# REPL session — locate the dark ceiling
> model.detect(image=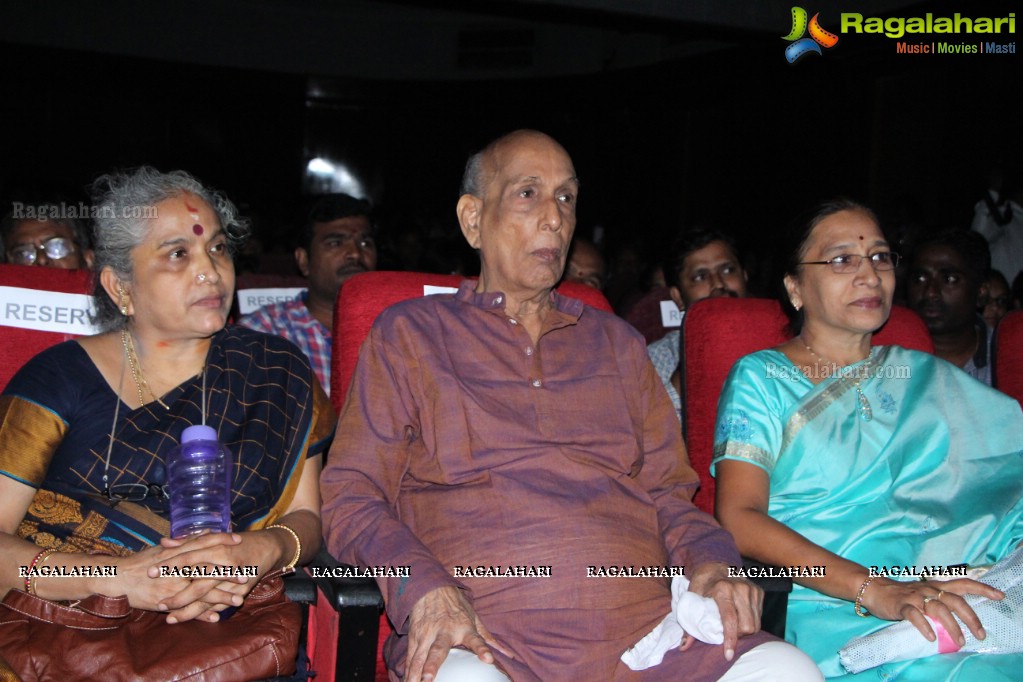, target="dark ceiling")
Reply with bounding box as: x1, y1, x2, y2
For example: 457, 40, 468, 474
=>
2, 0, 1019, 283
2, 0, 924, 80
